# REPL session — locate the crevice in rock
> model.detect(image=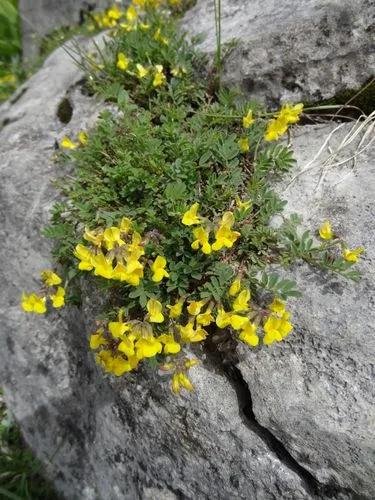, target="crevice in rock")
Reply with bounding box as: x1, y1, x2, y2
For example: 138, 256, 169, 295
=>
223, 363, 360, 500
224, 364, 321, 498
9, 86, 27, 105
56, 97, 73, 124
0, 115, 20, 132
